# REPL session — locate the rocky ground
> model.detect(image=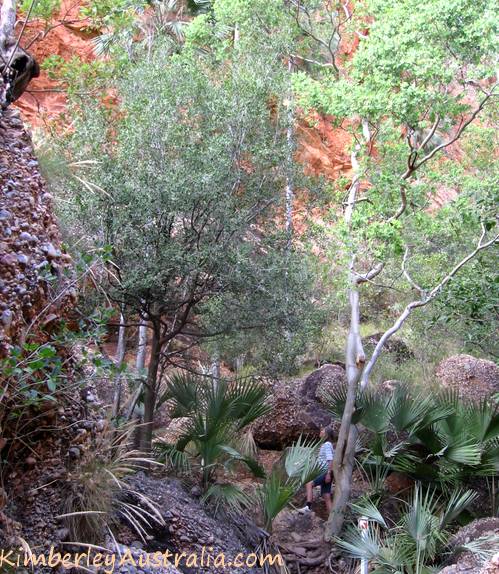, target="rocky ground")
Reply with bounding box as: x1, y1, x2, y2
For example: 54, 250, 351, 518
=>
118, 473, 265, 574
